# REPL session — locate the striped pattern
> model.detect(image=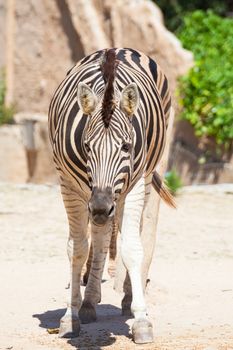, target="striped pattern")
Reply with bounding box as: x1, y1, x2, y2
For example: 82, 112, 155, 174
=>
49, 48, 172, 199
48, 48, 173, 339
